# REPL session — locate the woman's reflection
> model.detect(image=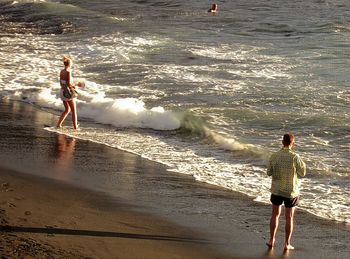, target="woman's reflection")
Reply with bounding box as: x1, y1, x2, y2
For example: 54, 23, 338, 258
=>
53, 134, 76, 180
